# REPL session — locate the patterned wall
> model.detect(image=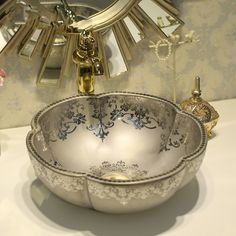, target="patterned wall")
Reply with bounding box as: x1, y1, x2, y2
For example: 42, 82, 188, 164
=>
0, 0, 236, 129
